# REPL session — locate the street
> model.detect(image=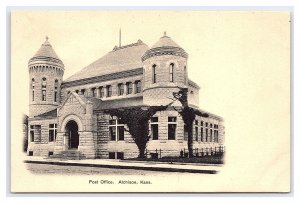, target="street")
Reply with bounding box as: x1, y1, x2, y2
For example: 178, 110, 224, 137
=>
25, 163, 197, 176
